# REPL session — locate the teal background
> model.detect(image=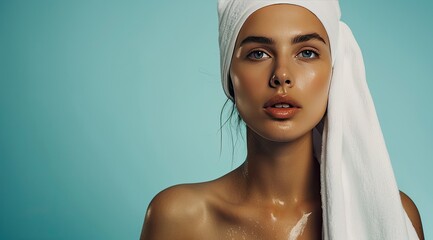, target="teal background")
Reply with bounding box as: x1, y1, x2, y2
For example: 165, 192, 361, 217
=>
0, 0, 431, 239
